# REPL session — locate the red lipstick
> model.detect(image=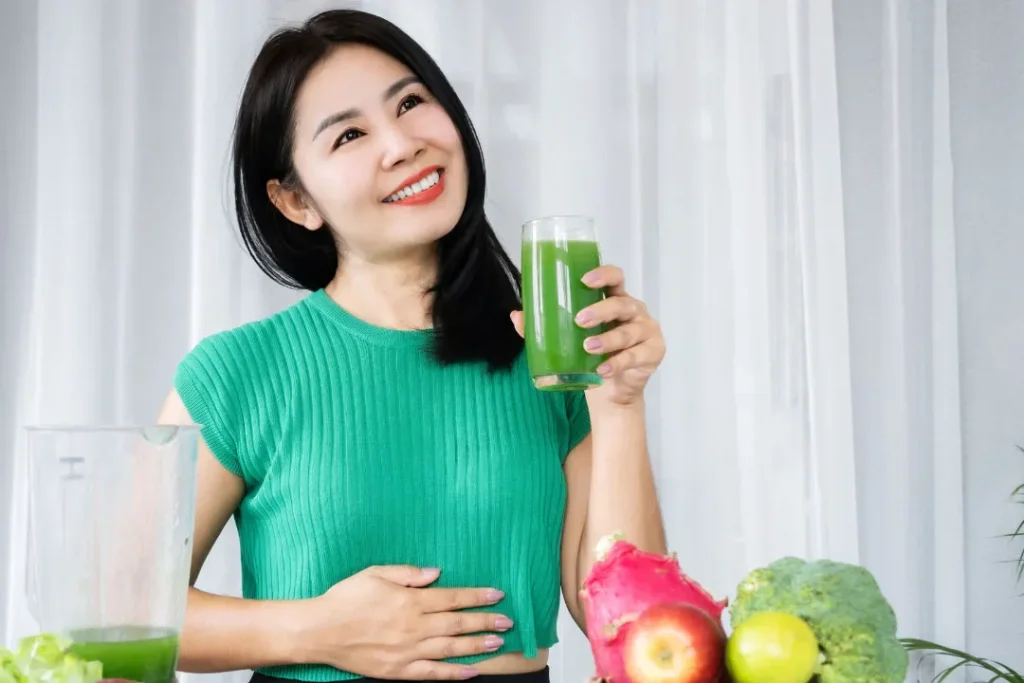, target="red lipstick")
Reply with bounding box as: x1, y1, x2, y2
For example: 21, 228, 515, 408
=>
383, 165, 445, 206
